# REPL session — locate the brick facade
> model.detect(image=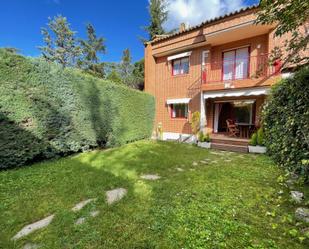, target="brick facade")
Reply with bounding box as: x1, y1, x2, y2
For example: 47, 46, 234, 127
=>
144, 6, 307, 137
